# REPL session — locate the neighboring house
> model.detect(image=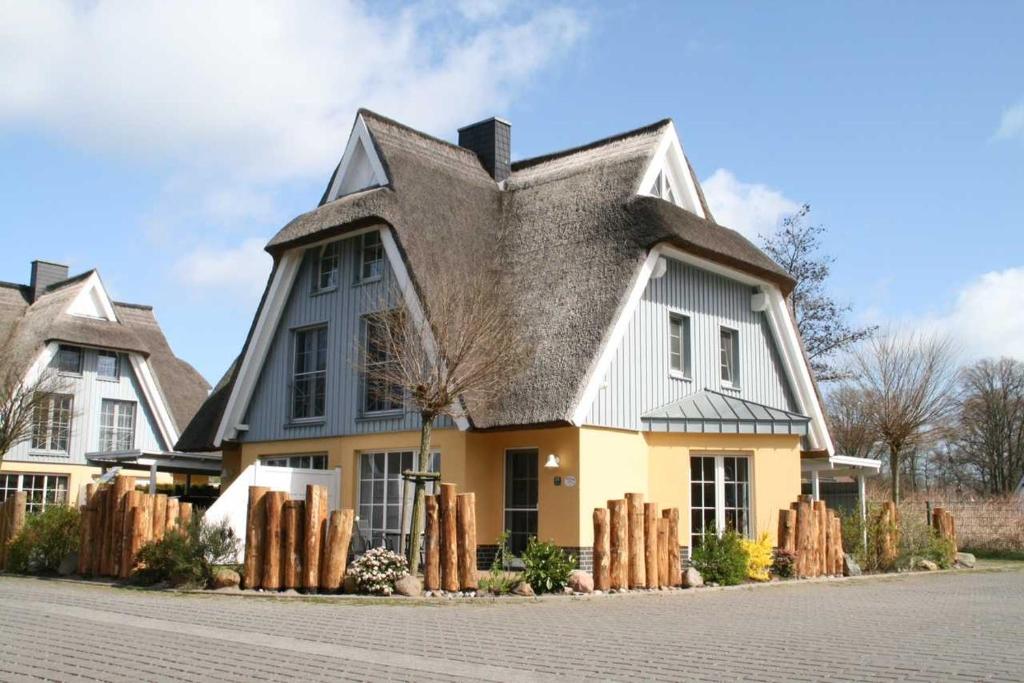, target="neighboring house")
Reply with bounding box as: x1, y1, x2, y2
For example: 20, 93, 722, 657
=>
179, 110, 838, 565
0, 260, 211, 509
